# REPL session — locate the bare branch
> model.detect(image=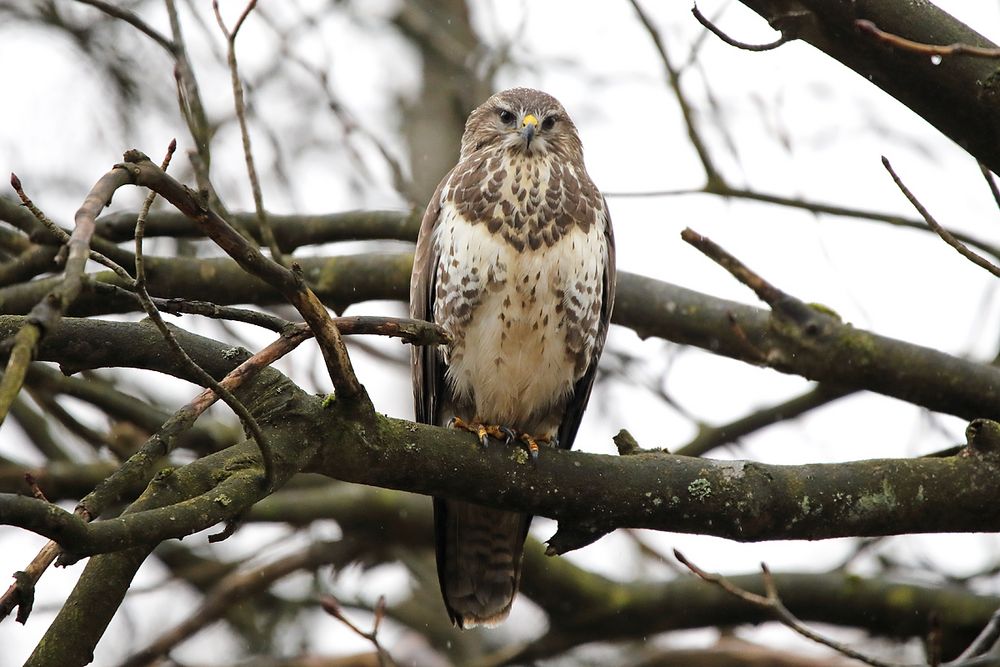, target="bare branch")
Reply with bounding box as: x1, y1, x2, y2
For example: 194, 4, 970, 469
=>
213, 0, 285, 265
321, 595, 398, 667
165, 0, 215, 191
10, 174, 134, 284
0, 323, 313, 623
131, 140, 276, 488
119, 540, 364, 667
950, 609, 1000, 664
676, 550, 907, 667
73, 0, 176, 54
676, 383, 854, 457
604, 184, 1000, 262
692, 4, 788, 51
856, 19, 1000, 60
882, 156, 1000, 279
116, 150, 369, 407
681, 227, 796, 309
0, 166, 131, 426
980, 165, 1000, 212
628, 0, 723, 188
